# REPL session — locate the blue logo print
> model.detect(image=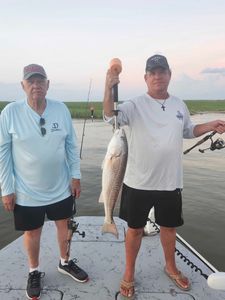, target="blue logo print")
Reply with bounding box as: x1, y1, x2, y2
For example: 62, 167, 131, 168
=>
51, 123, 61, 132
176, 110, 183, 120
